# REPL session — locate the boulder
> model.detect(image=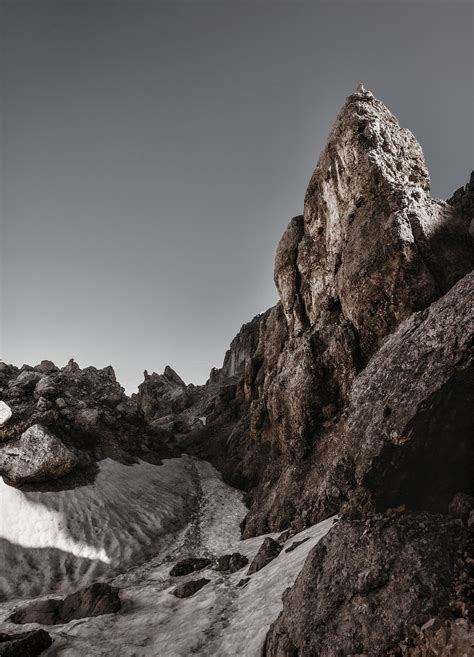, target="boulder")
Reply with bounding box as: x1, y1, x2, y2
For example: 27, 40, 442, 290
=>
169, 557, 212, 577
0, 629, 52, 657
171, 578, 210, 598
247, 537, 282, 574
265, 513, 470, 657
0, 424, 79, 486
8, 371, 42, 392
9, 582, 121, 625
33, 376, 57, 400
215, 553, 249, 573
